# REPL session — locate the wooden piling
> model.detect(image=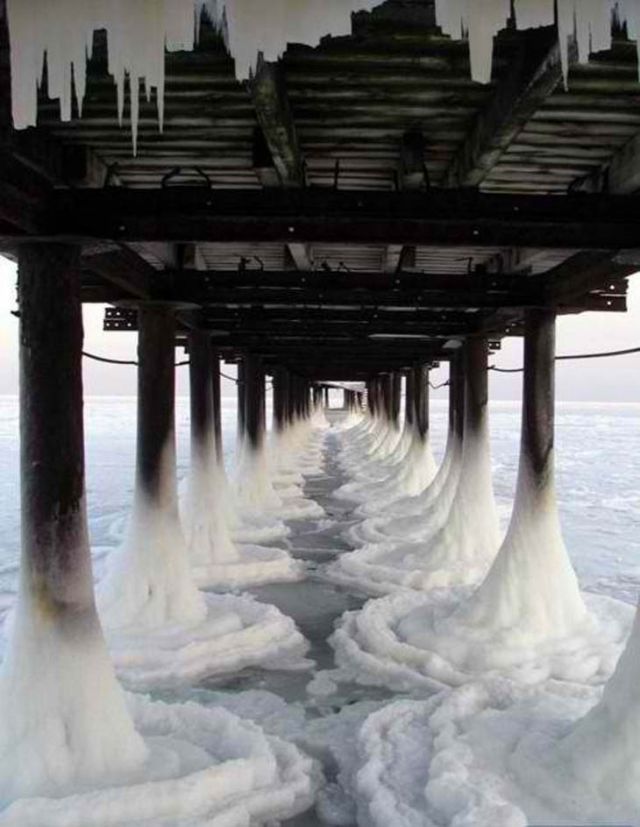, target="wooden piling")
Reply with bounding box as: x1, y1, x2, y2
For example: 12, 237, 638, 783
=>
243, 353, 265, 450
522, 309, 556, 488
136, 308, 178, 510
18, 244, 94, 612
413, 364, 430, 441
